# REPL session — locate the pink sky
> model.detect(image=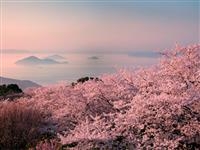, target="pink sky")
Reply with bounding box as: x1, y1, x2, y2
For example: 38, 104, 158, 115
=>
1, 1, 199, 53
